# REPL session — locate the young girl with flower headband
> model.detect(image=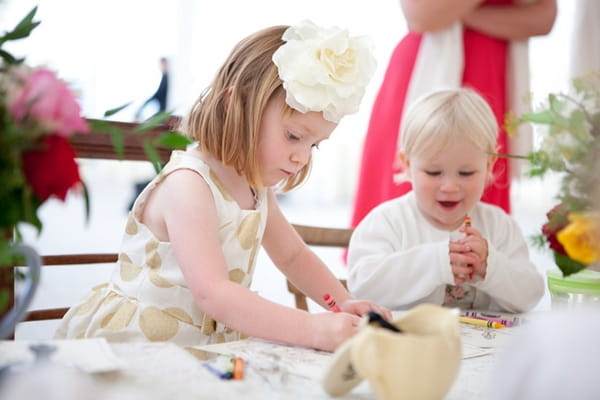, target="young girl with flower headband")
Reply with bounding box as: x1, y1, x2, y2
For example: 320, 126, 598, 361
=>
347, 88, 545, 313
55, 21, 390, 352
